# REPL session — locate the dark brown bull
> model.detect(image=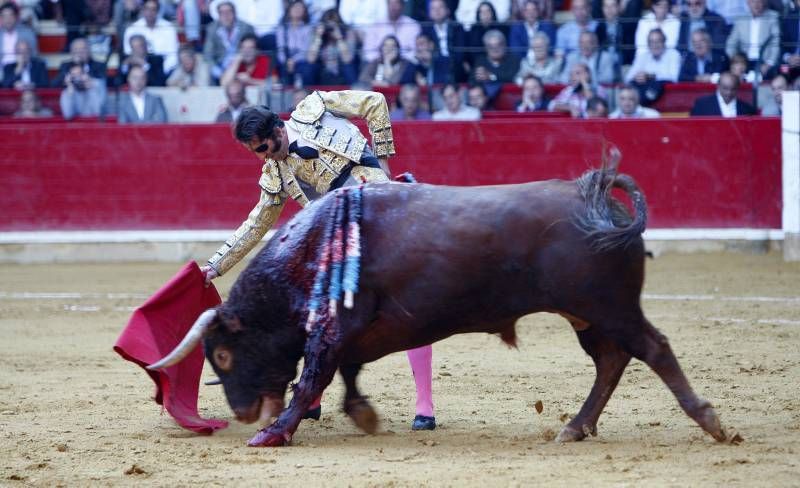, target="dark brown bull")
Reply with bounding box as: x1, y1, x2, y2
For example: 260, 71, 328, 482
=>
149, 152, 727, 447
